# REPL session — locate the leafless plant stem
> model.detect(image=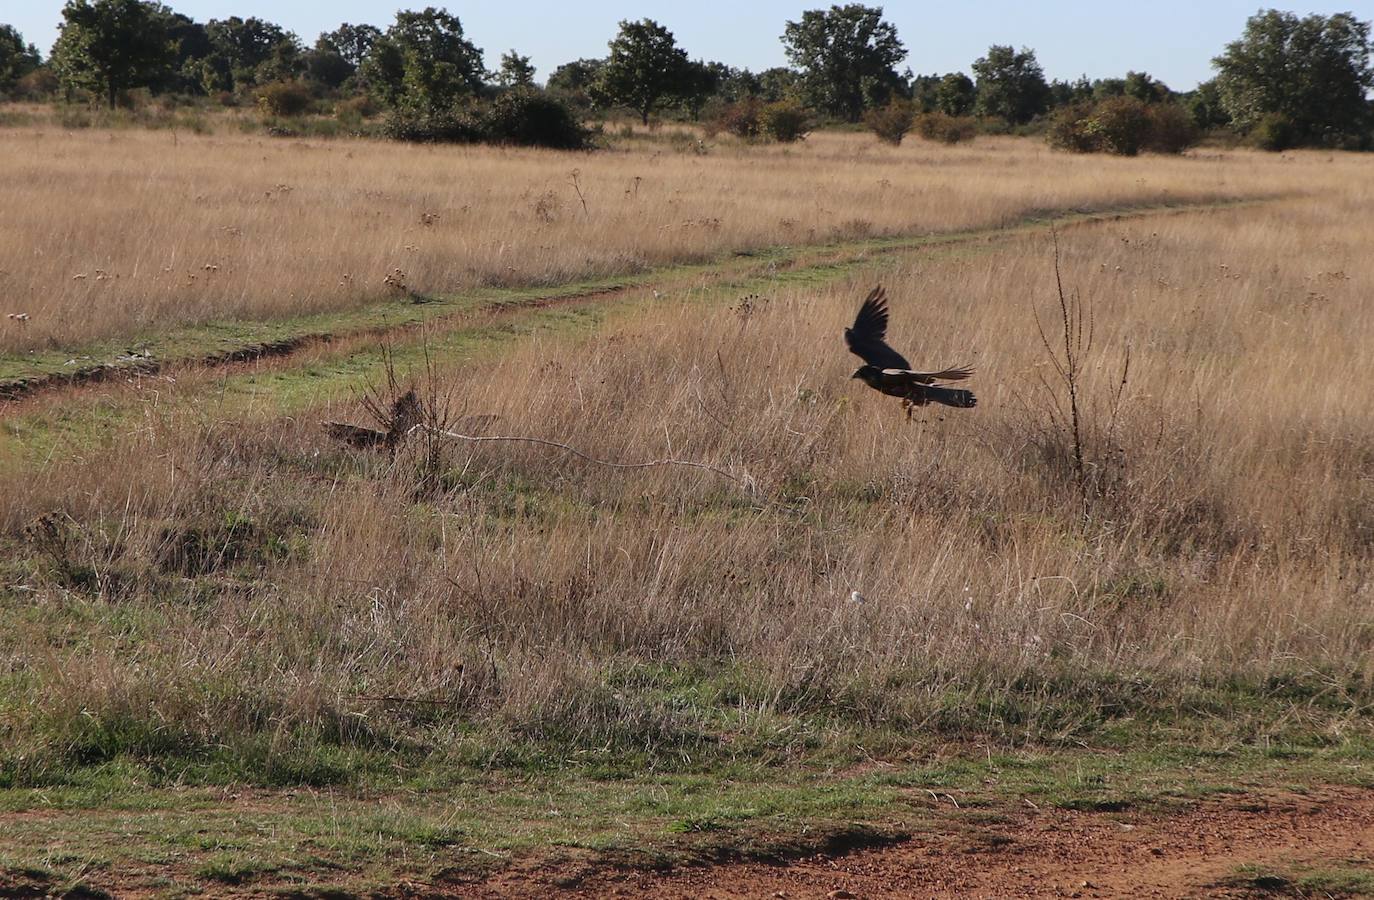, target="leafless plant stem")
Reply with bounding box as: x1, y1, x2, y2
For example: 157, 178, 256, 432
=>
568, 168, 589, 216
1034, 227, 1093, 519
